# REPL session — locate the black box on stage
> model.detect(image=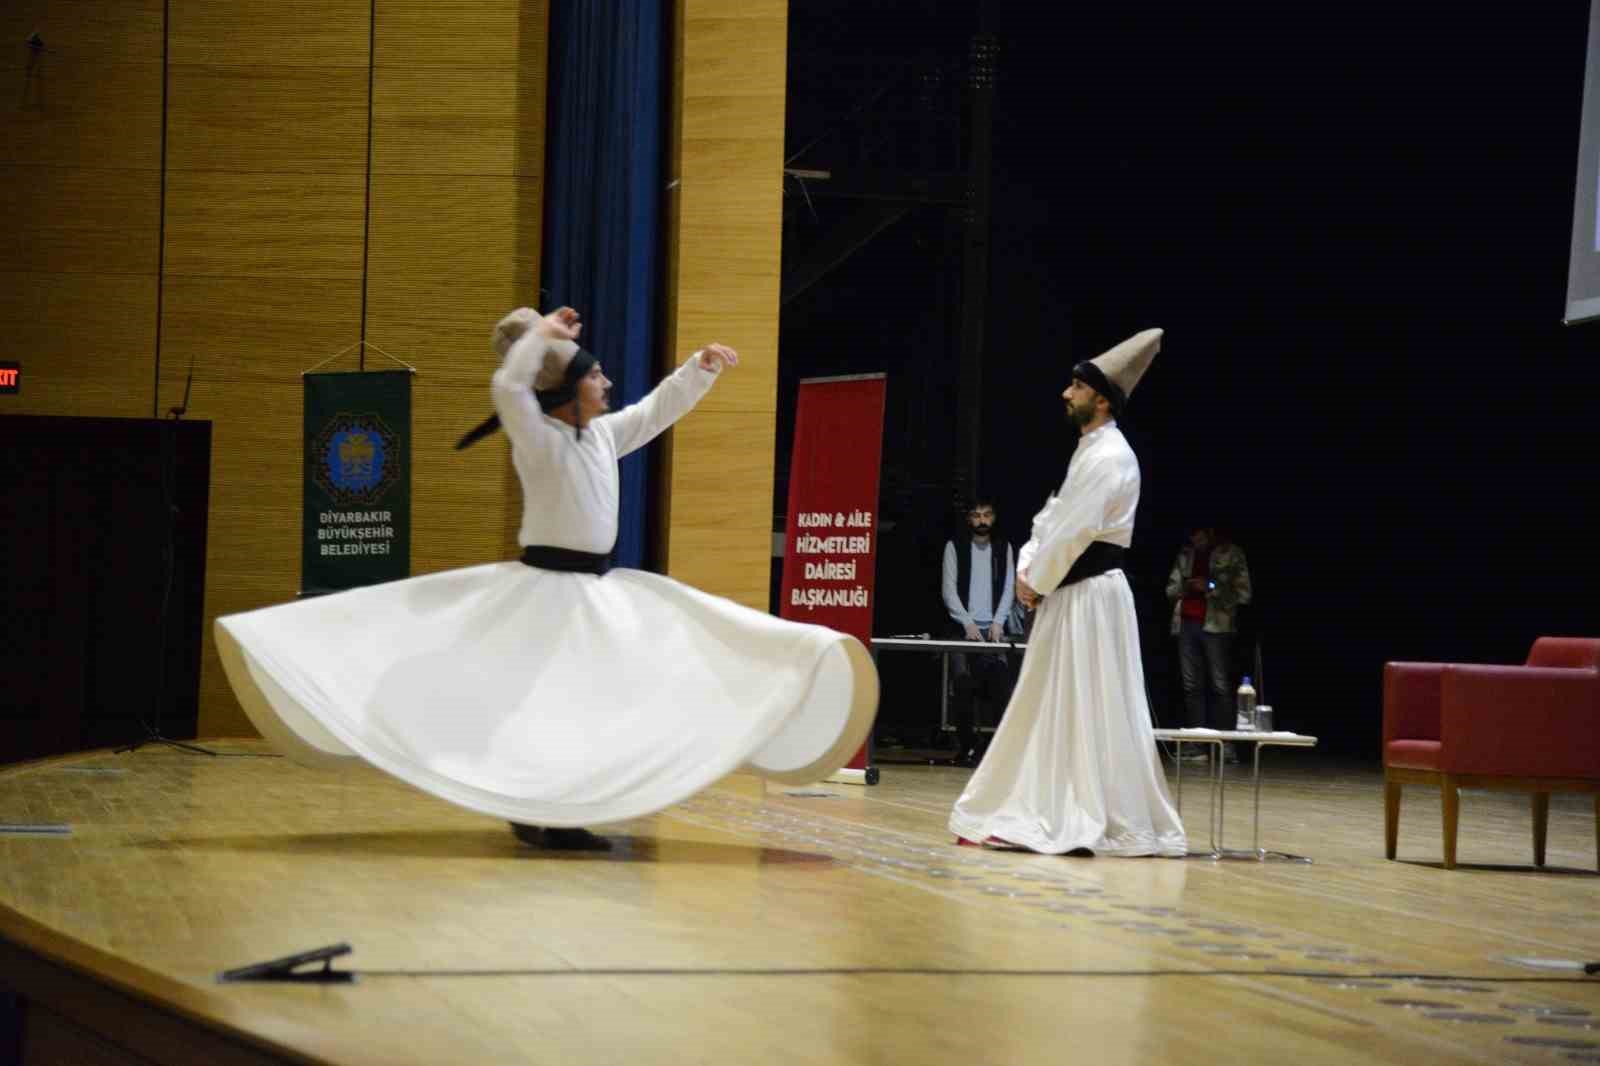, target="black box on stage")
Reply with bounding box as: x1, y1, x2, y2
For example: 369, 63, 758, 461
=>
1, 415, 211, 765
